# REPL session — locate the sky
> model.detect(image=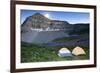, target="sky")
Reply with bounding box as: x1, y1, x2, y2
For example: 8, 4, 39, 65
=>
21, 9, 90, 24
